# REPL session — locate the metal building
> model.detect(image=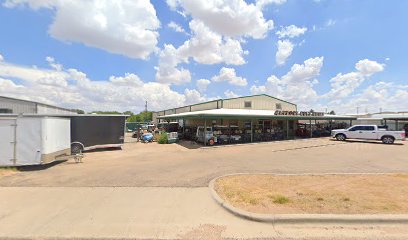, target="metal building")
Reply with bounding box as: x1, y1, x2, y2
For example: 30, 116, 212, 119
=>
0, 96, 76, 114
152, 94, 297, 123
153, 94, 356, 145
